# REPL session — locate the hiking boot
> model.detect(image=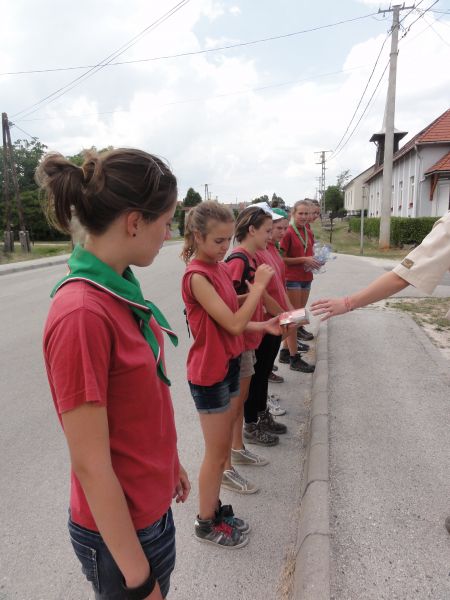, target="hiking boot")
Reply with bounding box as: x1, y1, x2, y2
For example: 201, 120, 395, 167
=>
258, 408, 287, 435
297, 341, 310, 353
297, 326, 314, 341
221, 467, 259, 494
243, 422, 279, 446
290, 354, 315, 373
217, 501, 251, 534
279, 348, 290, 364
268, 371, 284, 383
231, 445, 269, 466
445, 516, 450, 534
267, 394, 286, 416
194, 515, 248, 548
